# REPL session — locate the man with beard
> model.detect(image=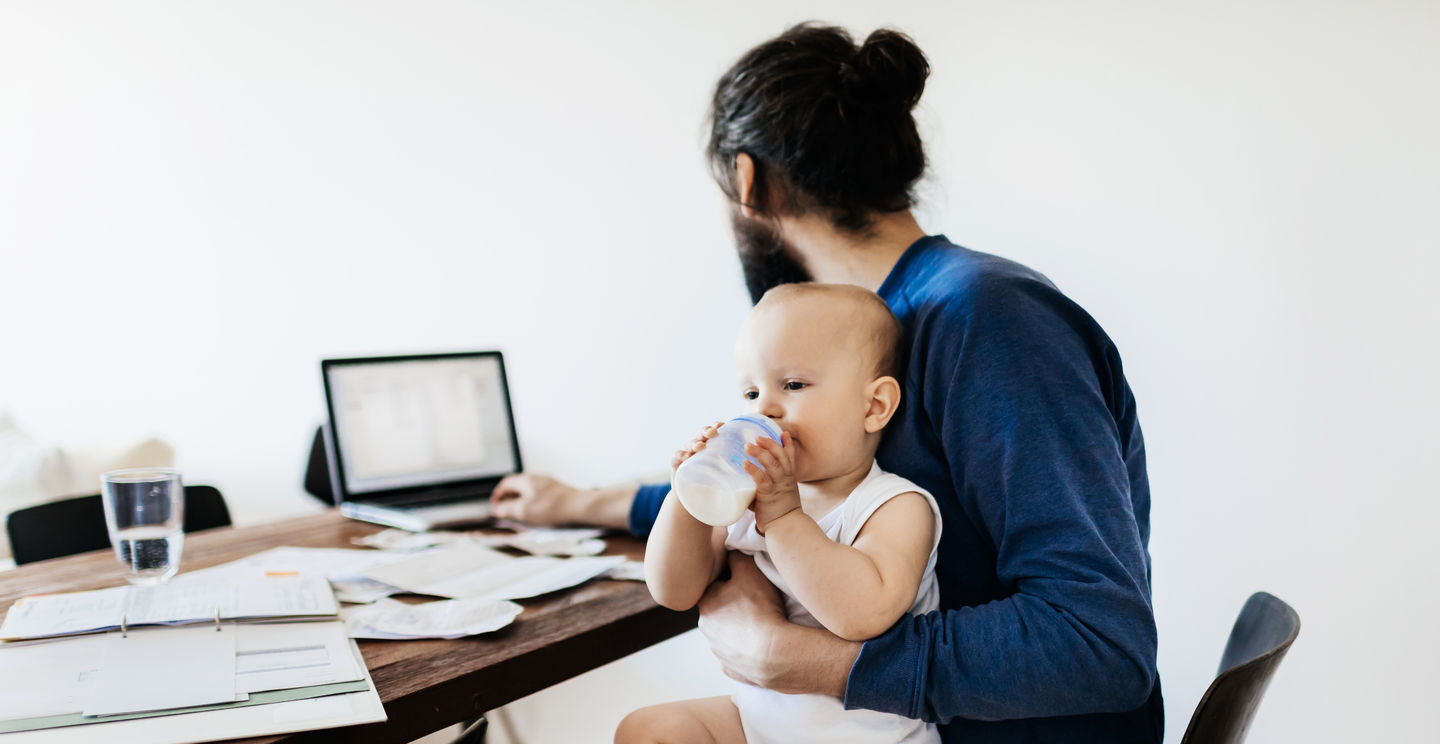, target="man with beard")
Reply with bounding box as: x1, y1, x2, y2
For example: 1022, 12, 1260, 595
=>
492, 23, 1162, 744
